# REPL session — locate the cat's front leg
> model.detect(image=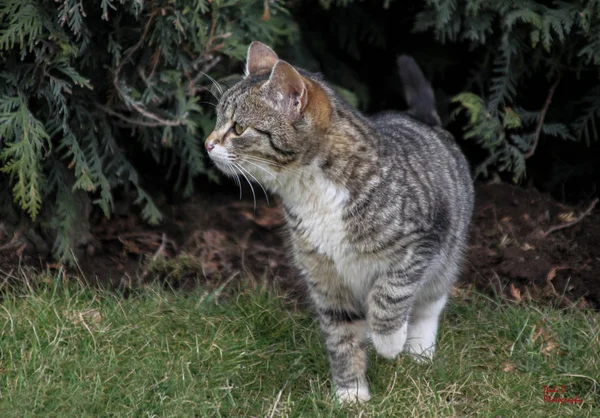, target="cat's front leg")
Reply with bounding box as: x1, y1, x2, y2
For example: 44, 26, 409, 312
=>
316, 306, 370, 403
298, 252, 370, 403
